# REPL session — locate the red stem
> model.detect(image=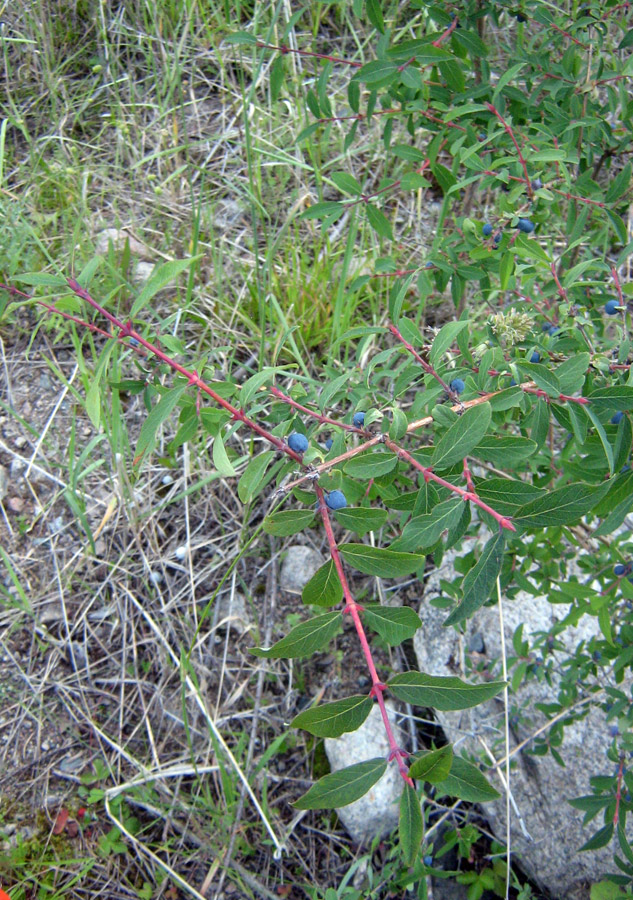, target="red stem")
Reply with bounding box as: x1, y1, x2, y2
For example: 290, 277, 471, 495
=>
388, 321, 458, 398
255, 41, 362, 68
317, 485, 412, 784
485, 103, 533, 200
